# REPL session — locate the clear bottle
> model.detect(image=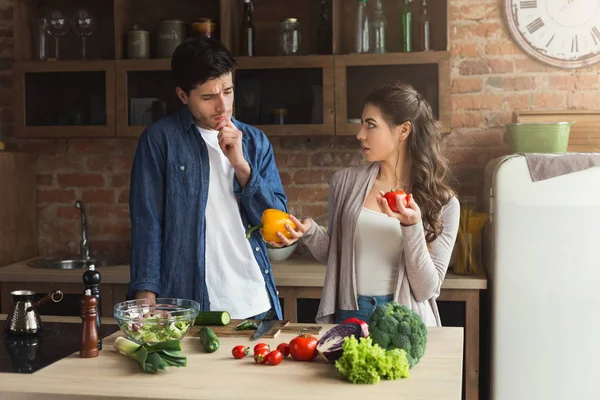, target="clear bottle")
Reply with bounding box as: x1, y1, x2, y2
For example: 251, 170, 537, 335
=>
354, 0, 370, 53
241, 0, 255, 56
371, 0, 387, 53
418, 0, 431, 51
